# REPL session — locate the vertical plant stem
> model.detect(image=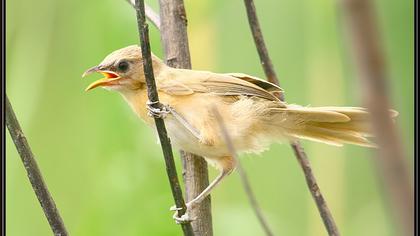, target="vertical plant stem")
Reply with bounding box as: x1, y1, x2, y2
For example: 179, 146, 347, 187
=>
132, 1, 194, 235
243, 0, 340, 235
6, 95, 68, 236
340, 0, 413, 235
158, 1, 213, 235
290, 141, 339, 235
